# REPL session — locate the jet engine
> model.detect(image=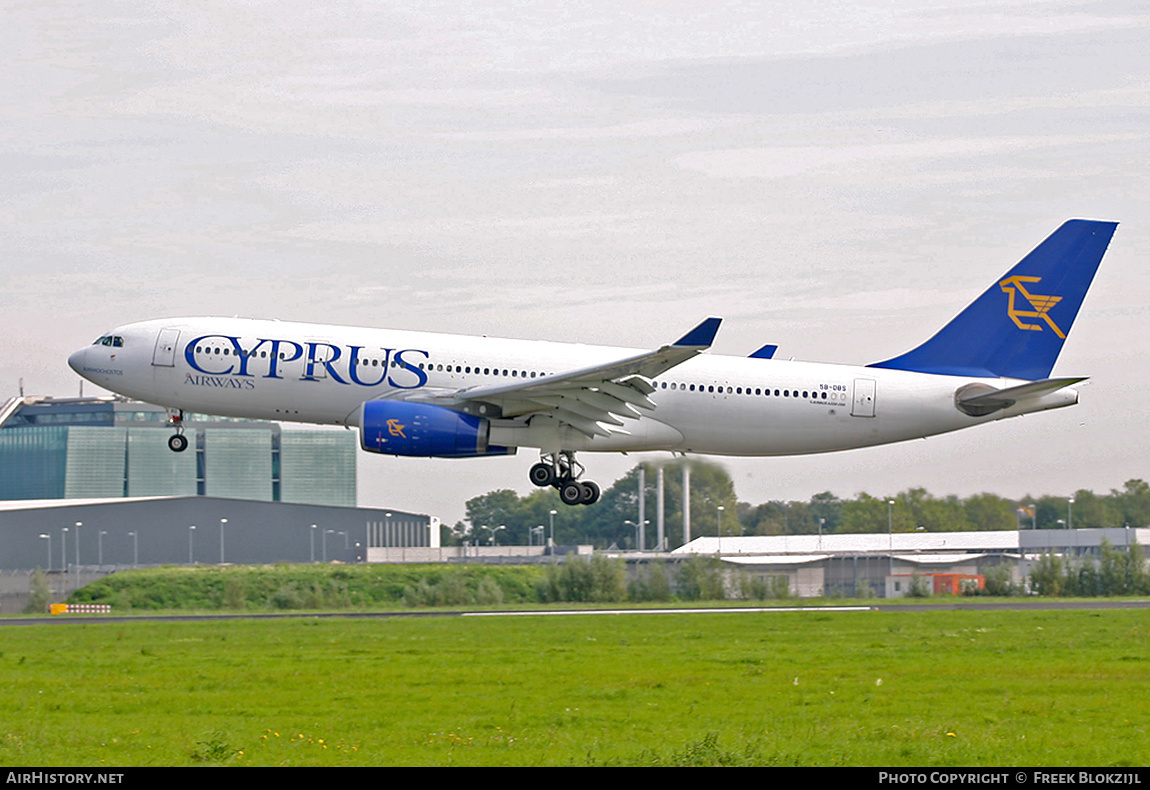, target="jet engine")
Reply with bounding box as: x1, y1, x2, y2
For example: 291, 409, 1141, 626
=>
359, 400, 514, 458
